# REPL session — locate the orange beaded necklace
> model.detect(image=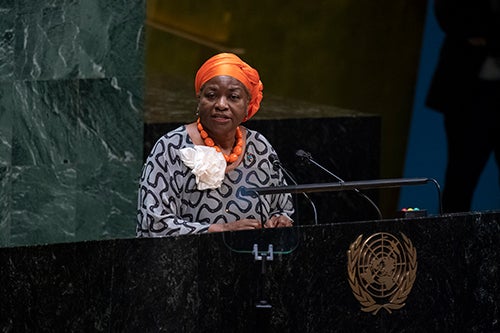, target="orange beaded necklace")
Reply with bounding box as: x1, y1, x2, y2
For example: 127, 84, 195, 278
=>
196, 118, 244, 163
